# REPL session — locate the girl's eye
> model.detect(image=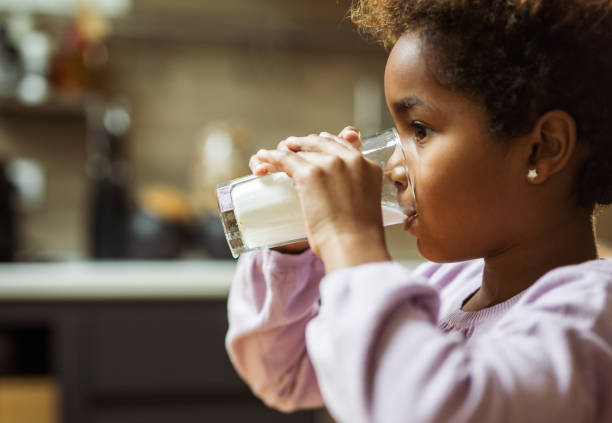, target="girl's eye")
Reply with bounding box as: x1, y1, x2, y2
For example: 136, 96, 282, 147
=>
410, 122, 431, 143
